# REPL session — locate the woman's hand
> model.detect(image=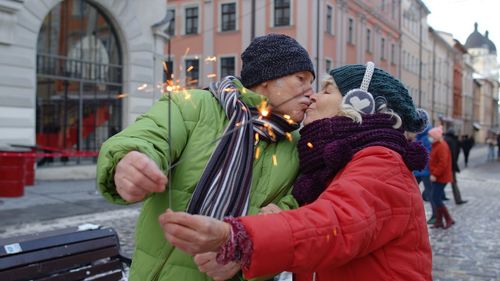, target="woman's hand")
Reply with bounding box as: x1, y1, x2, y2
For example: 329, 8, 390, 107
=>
158, 209, 231, 255
194, 252, 241, 281
259, 203, 282, 214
